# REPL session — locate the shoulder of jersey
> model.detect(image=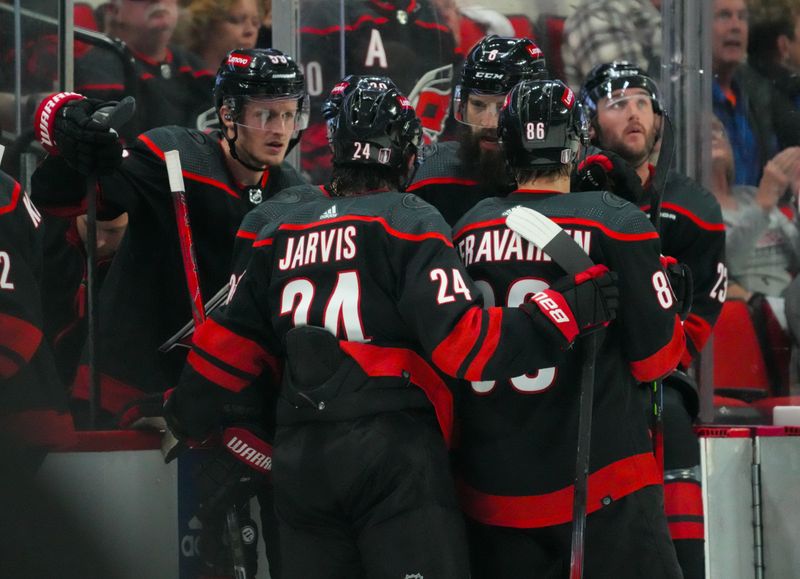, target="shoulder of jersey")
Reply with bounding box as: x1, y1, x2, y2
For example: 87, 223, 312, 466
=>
663, 170, 724, 222
241, 184, 323, 232
412, 141, 467, 182
344, 191, 452, 240
136, 126, 226, 175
